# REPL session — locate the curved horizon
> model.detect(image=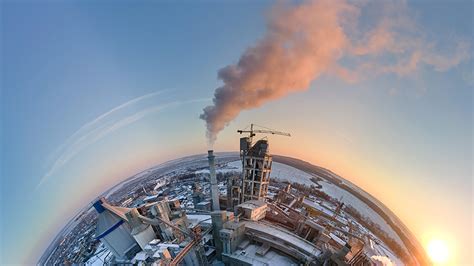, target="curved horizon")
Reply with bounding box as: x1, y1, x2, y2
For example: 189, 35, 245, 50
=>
2, 0, 472, 265
39, 151, 428, 264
